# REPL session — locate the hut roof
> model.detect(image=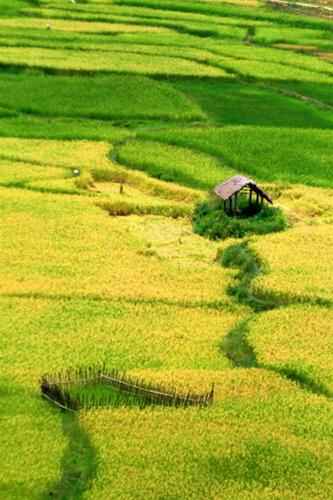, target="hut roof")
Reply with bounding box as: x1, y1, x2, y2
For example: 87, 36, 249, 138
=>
214, 175, 273, 204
